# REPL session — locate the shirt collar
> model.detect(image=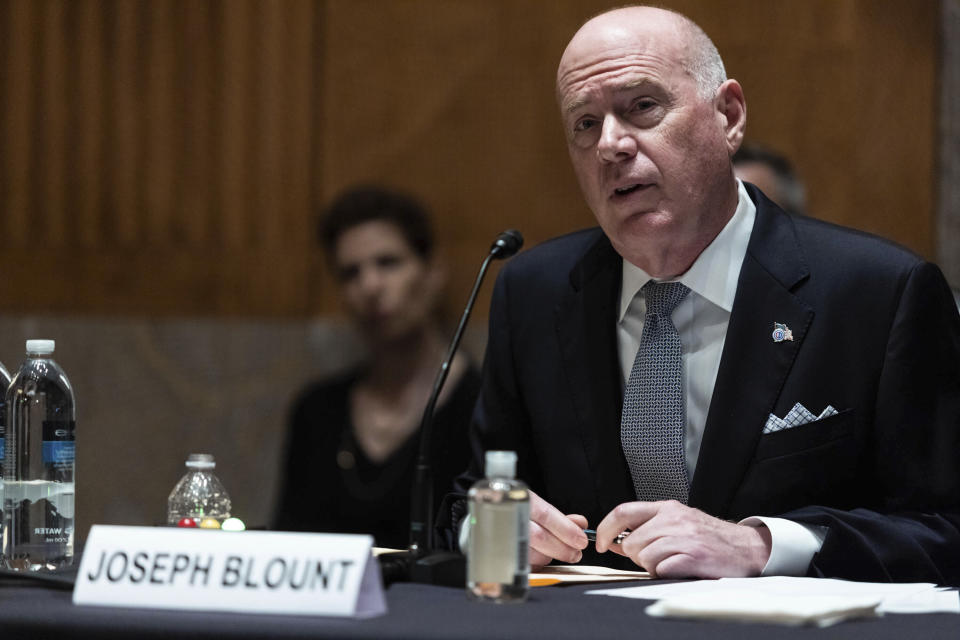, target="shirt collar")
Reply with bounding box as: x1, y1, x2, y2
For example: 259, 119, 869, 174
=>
618, 179, 757, 322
